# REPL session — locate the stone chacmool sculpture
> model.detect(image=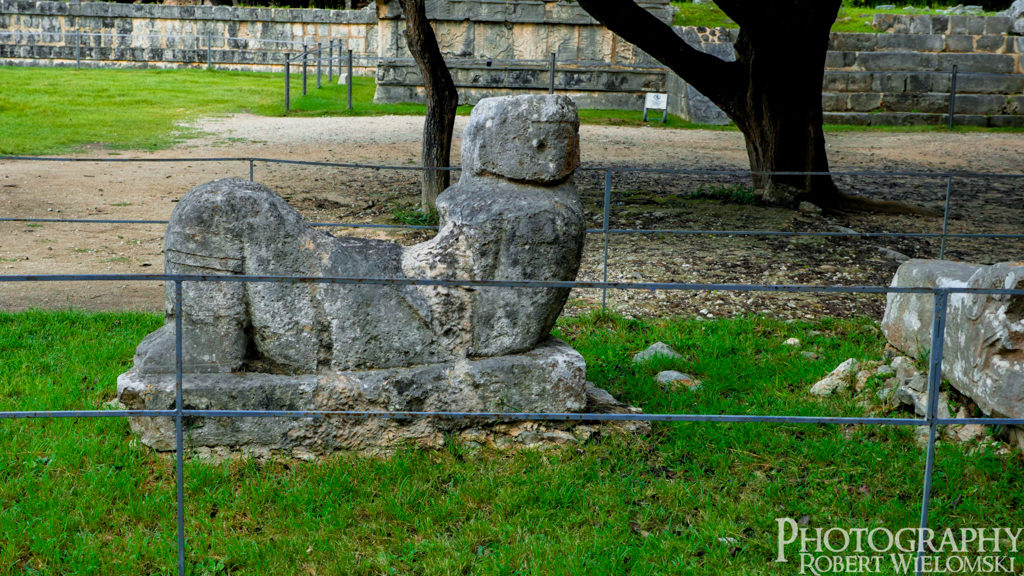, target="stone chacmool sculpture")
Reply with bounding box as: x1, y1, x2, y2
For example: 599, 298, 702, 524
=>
118, 95, 636, 455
